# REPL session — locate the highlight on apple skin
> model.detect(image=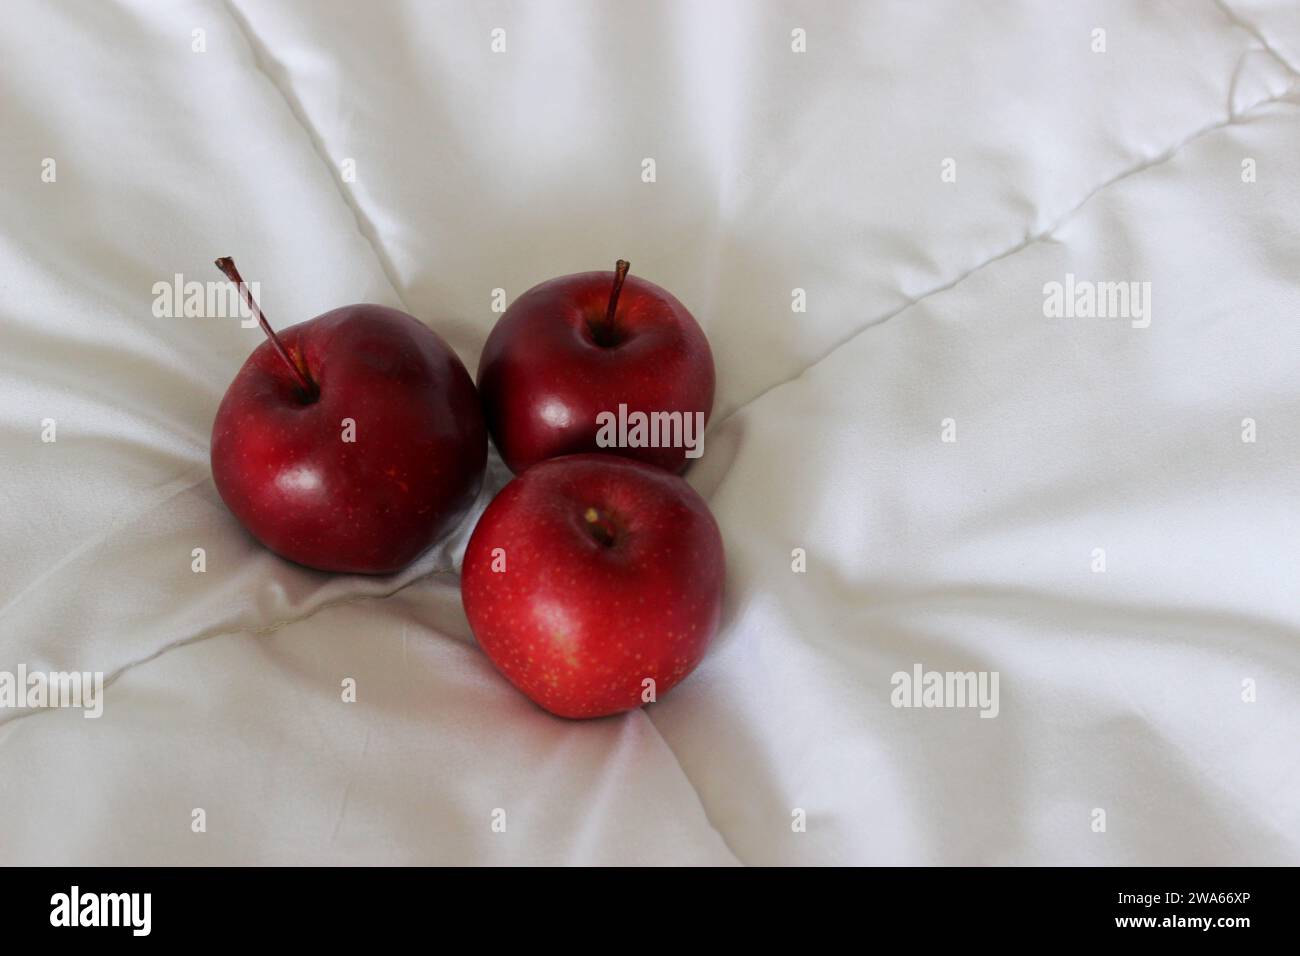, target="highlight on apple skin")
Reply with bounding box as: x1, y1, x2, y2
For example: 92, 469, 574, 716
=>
209, 258, 487, 575
461, 453, 725, 719
477, 260, 715, 474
